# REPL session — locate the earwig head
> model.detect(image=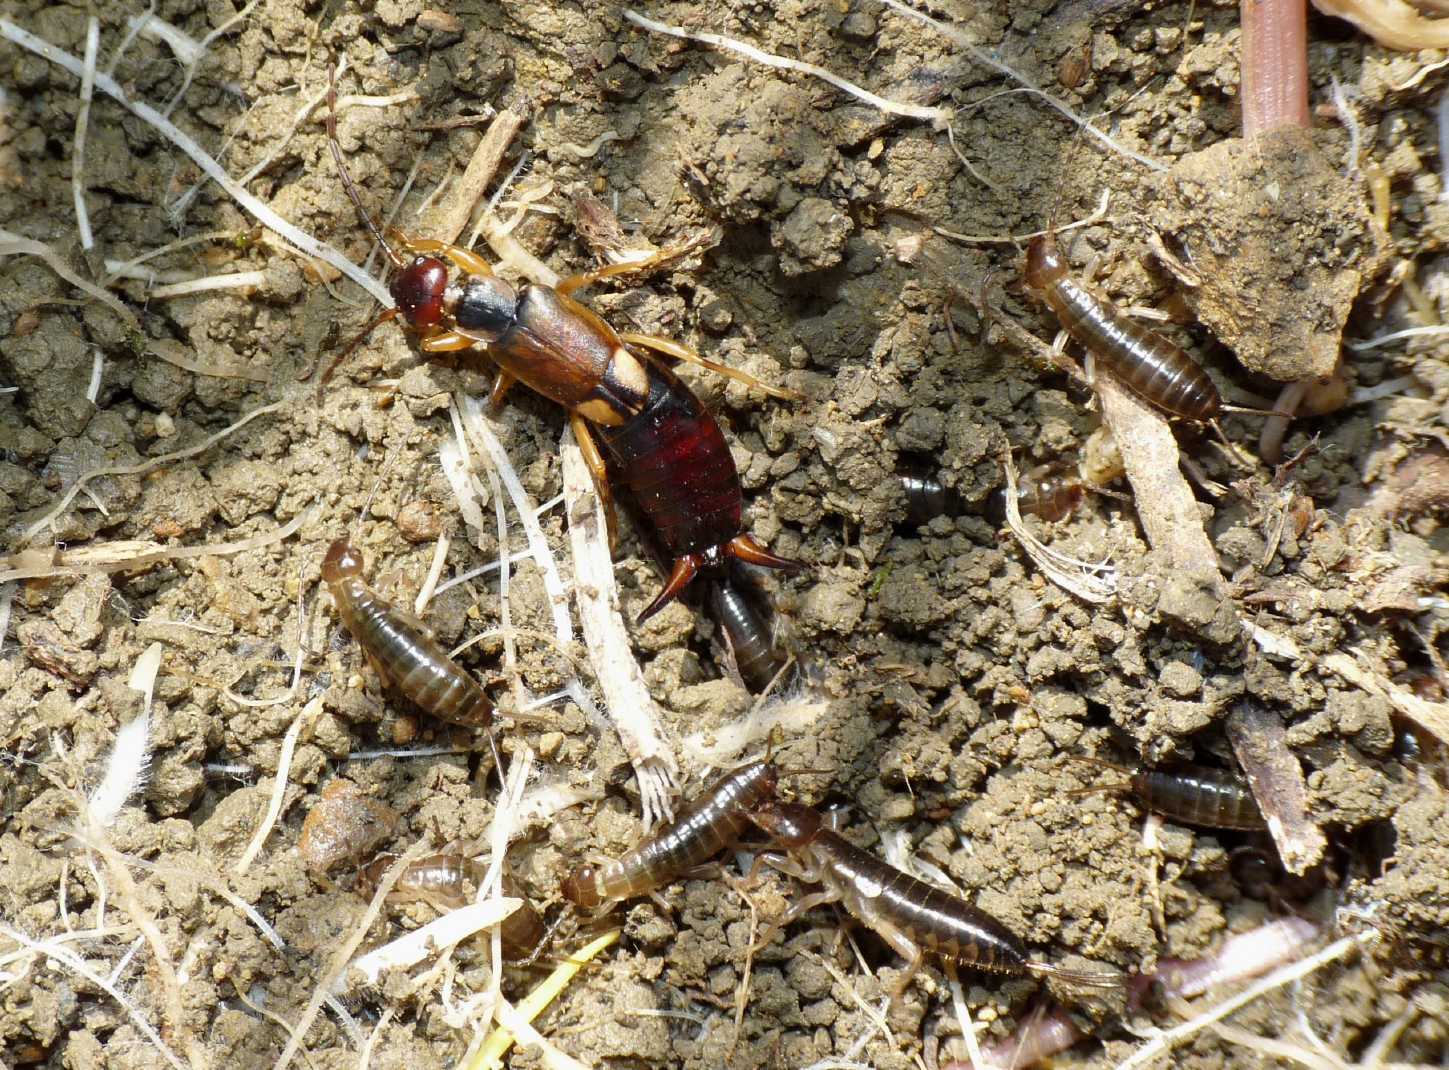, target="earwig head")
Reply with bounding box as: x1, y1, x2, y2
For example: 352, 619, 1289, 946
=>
1024, 235, 1068, 290
560, 864, 602, 909
749, 800, 821, 848
391, 255, 451, 329
355, 853, 394, 899
451, 274, 520, 342
321, 538, 365, 583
